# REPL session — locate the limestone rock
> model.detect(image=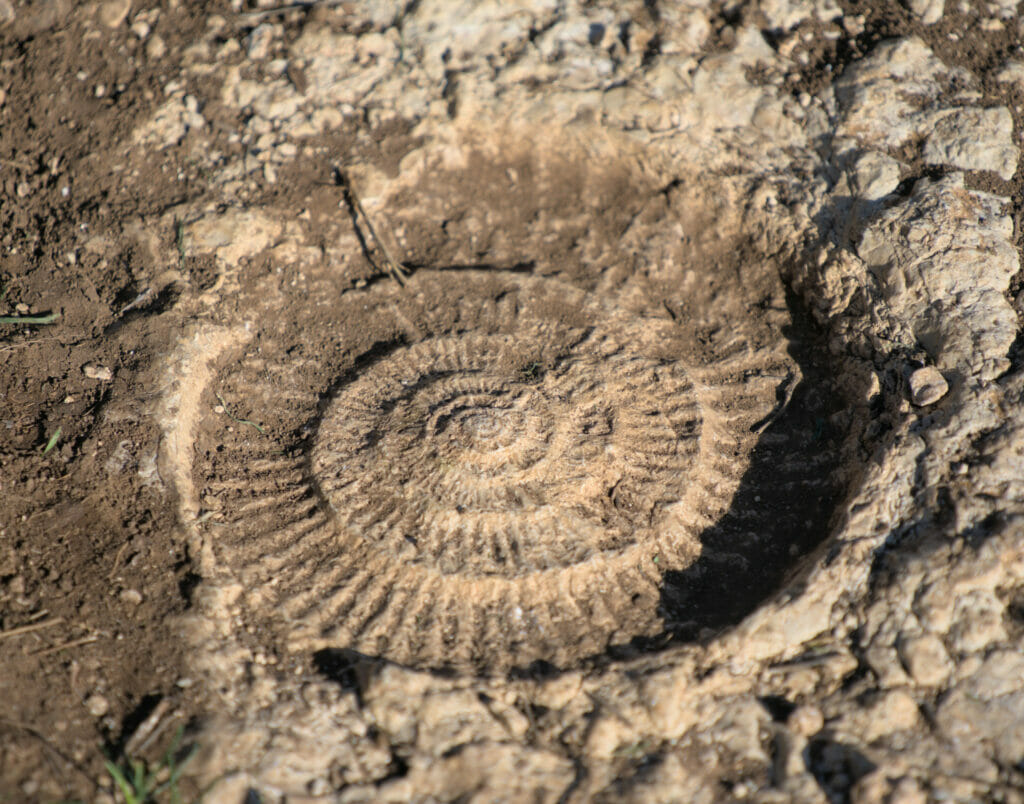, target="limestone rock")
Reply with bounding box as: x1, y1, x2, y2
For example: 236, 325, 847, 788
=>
903, 0, 944, 24
996, 59, 1024, 88
835, 37, 950, 149
923, 107, 1019, 181
857, 174, 1018, 378
851, 150, 902, 200
907, 366, 947, 406
897, 632, 951, 685
98, 0, 130, 29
